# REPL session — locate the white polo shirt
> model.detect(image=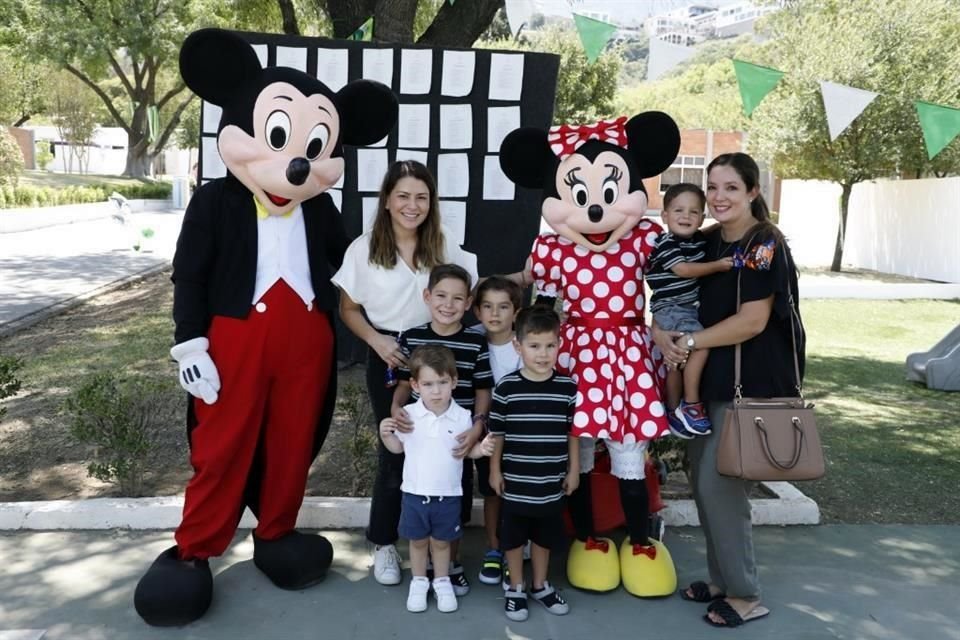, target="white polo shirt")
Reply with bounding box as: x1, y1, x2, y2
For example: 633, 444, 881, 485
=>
331, 227, 479, 333
396, 398, 473, 496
